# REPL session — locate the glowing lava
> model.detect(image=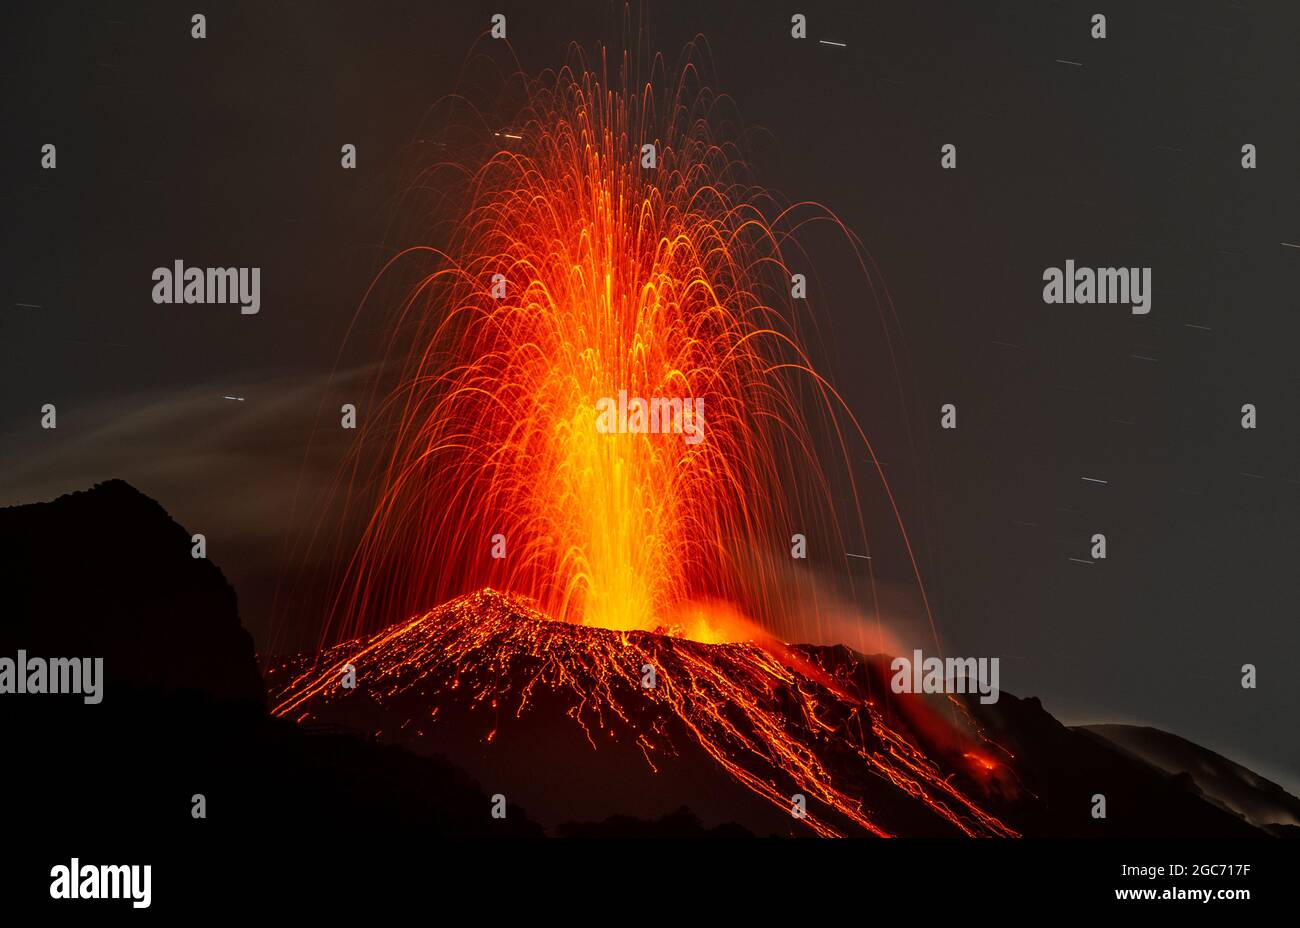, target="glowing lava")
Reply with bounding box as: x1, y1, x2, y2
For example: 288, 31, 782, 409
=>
326, 42, 895, 647
270, 590, 1017, 838
286, 41, 1013, 837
